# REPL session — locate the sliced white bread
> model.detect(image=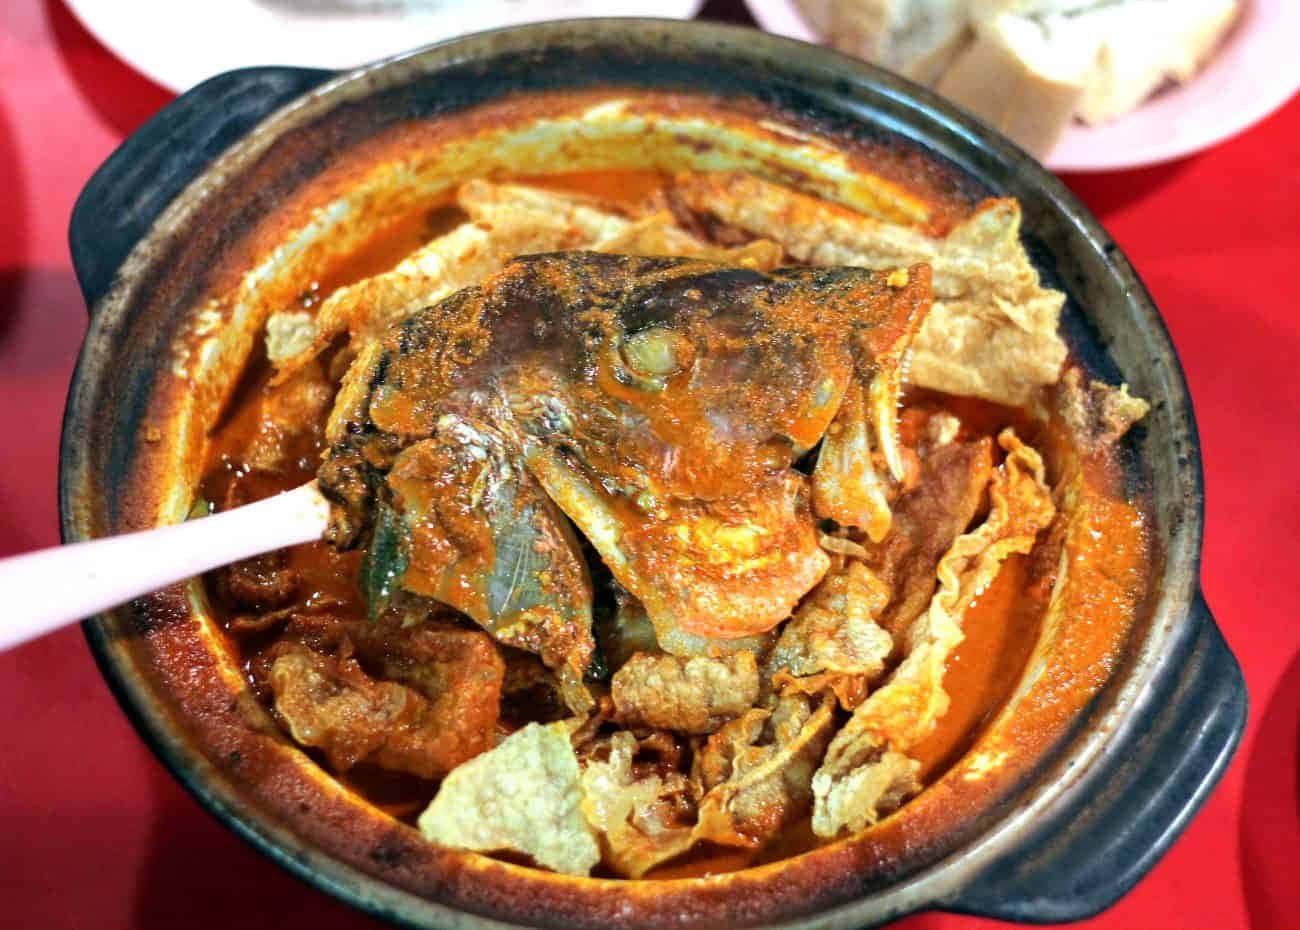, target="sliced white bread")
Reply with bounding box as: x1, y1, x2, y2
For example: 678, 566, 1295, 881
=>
967, 0, 1241, 125
794, 0, 974, 85
1071, 0, 1241, 124
935, 11, 1102, 157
